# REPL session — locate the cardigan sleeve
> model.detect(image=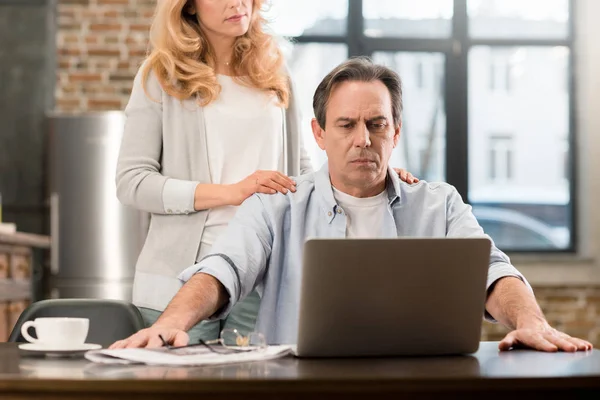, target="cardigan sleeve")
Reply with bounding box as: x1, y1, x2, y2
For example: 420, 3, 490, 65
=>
115, 64, 200, 215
